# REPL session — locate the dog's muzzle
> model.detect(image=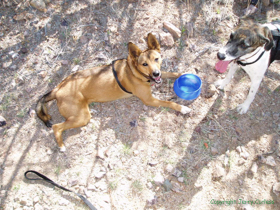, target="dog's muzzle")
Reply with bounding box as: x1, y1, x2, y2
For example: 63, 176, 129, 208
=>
152, 70, 162, 83
217, 52, 226, 60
